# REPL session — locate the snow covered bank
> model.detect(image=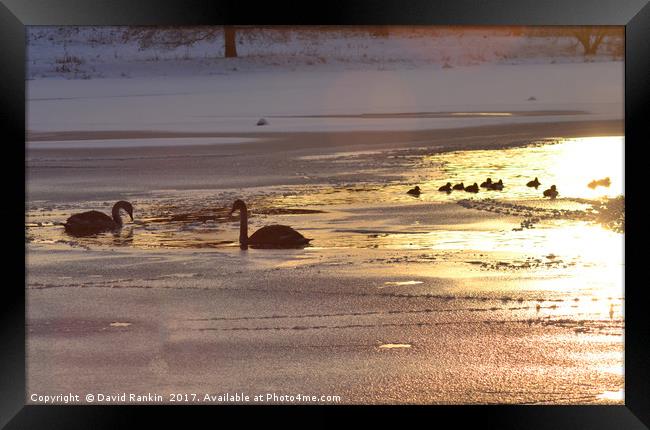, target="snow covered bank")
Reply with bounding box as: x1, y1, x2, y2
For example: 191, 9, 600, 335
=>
27, 27, 623, 80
